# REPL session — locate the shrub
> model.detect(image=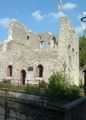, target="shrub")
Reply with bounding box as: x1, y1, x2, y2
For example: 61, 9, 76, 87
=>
39, 80, 47, 89
79, 79, 84, 88
44, 72, 80, 102
39, 81, 47, 96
